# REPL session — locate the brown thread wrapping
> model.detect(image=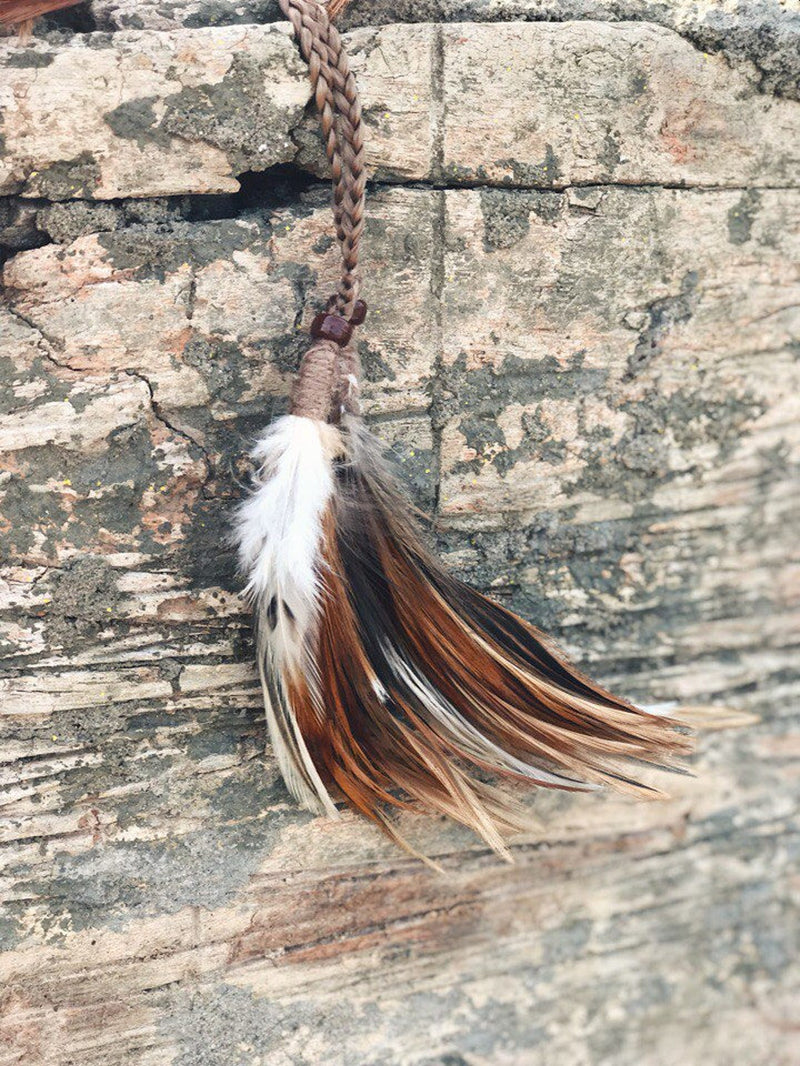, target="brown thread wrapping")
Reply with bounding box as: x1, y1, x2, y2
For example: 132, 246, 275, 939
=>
291, 341, 360, 421
333, 344, 362, 417
290, 338, 340, 420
